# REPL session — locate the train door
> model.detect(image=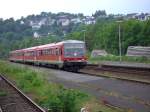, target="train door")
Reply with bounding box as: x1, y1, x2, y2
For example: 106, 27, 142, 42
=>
58, 48, 61, 62
34, 50, 37, 62
22, 51, 25, 63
